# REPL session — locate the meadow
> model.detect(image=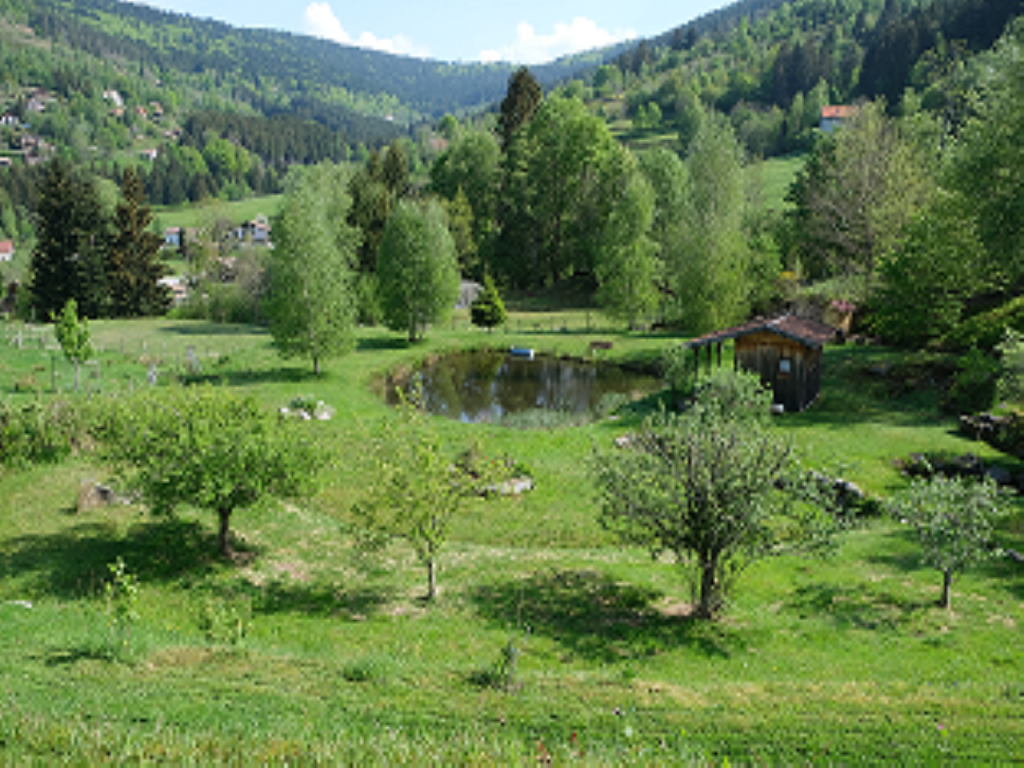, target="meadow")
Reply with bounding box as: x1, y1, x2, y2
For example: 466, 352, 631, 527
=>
0, 309, 1021, 763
